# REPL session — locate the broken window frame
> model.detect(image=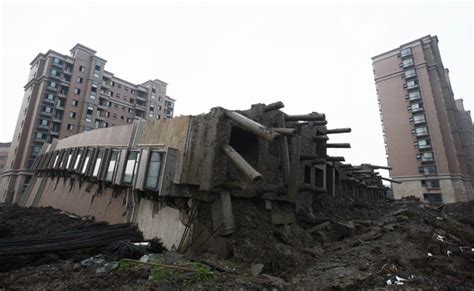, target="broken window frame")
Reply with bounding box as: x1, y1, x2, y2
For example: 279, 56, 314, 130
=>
104, 149, 120, 183
80, 148, 95, 175
73, 148, 84, 172
91, 148, 106, 178
122, 150, 140, 185
144, 150, 164, 191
